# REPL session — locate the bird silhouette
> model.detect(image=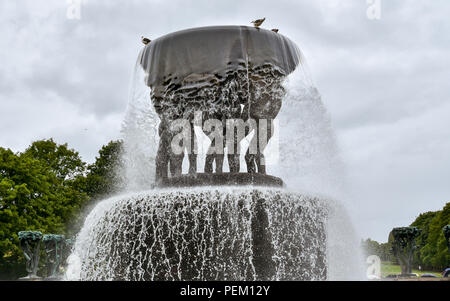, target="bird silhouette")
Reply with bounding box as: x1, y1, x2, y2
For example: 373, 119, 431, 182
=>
251, 17, 265, 28
141, 36, 151, 45
271, 29, 279, 33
